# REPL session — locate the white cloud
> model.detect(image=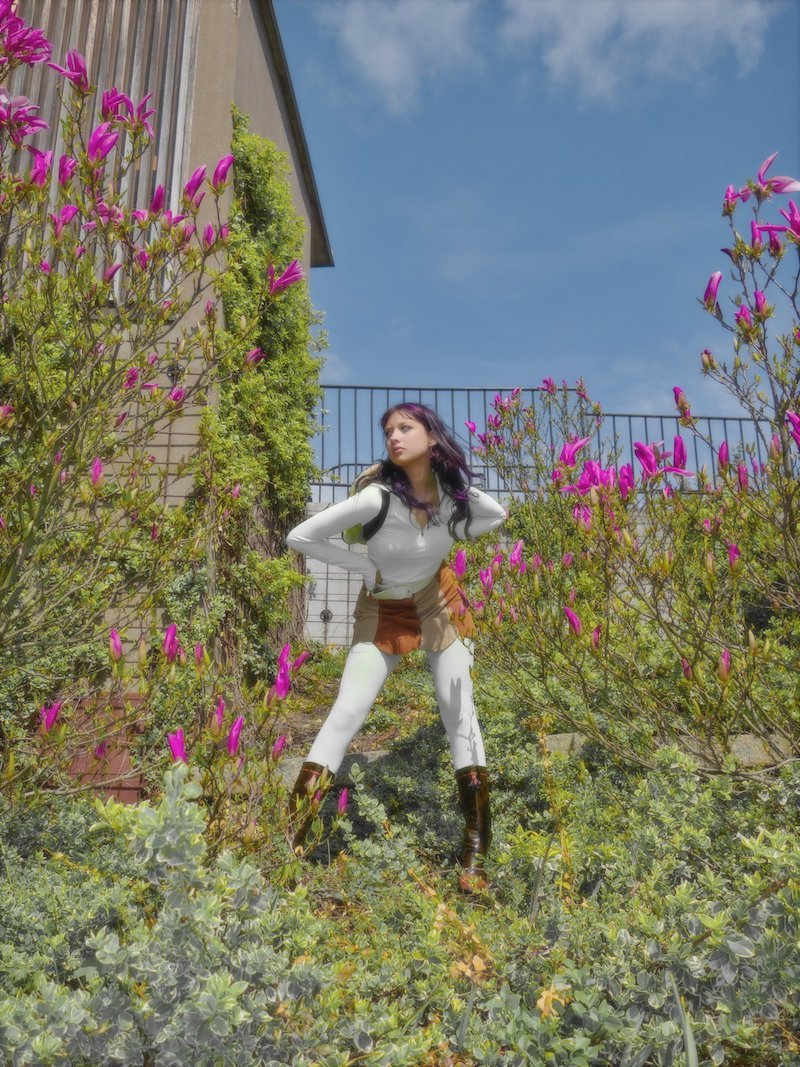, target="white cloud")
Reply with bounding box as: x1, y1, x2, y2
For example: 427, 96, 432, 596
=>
315, 0, 483, 115
498, 0, 782, 101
